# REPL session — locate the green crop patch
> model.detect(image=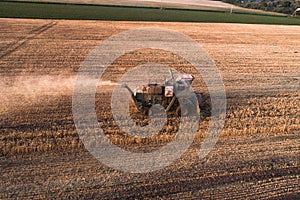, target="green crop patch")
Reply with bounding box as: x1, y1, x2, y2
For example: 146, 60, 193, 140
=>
0, 1, 300, 25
